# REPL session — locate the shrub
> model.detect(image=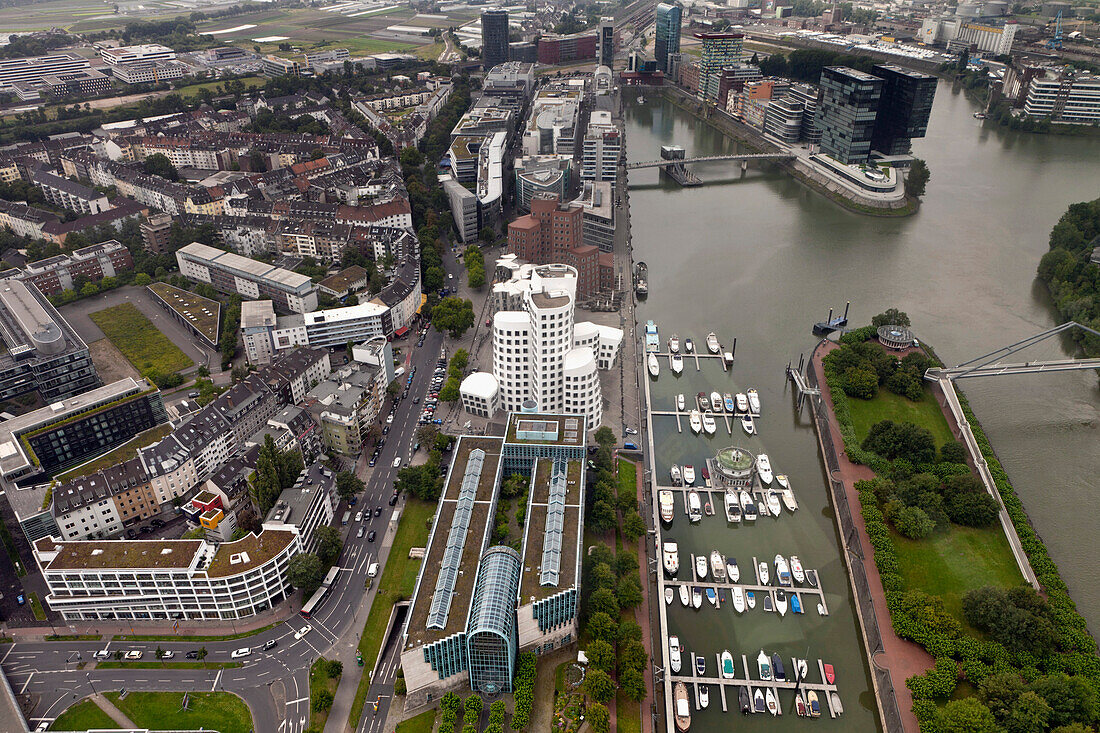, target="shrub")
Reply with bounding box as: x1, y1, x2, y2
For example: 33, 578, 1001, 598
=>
939, 440, 967, 464
894, 505, 935, 539
862, 420, 936, 463
842, 366, 878, 399
946, 491, 1000, 527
